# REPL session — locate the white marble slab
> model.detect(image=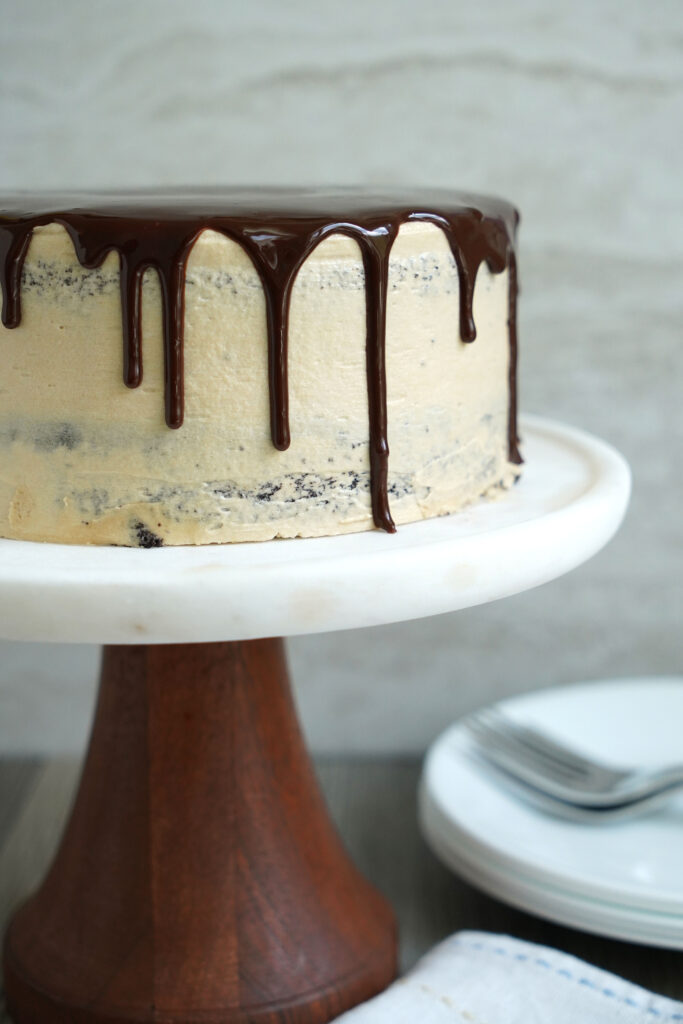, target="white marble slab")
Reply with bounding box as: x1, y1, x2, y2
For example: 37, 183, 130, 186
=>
0, 417, 629, 645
